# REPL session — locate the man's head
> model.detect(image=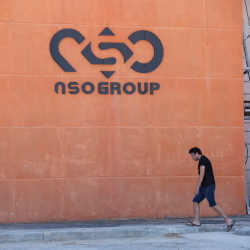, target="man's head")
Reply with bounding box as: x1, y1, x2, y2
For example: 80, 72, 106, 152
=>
189, 147, 202, 161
